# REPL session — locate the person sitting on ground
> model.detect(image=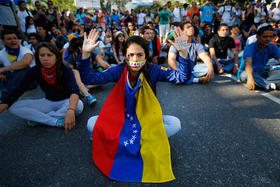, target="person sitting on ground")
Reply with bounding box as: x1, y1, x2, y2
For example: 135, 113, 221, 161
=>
0, 42, 84, 132
37, 25, 56, 46
64, 38, 97, 105
201, 23, 215, 49
168, 21, 214, 84
25, 16, 37, 34
112, 31, 126, 64
209, 23, 239, 74
139, 25, 159, 65
0, 30, 34, 98
79, 29, 191, 183
27, 33, 40, 67
240, 23, 280, 90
